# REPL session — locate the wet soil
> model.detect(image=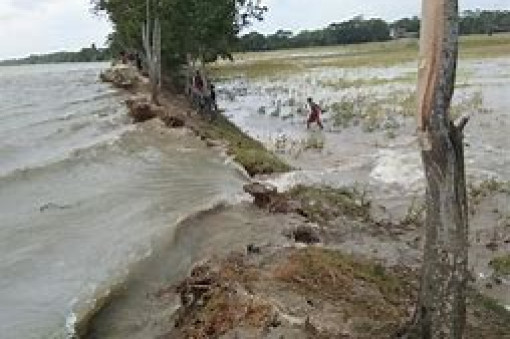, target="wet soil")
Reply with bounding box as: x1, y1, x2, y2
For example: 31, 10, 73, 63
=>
88, 62, 510, 338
